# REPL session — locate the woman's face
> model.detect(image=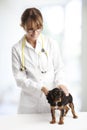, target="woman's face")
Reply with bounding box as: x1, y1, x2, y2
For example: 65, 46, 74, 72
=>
24, 25, 42, 42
